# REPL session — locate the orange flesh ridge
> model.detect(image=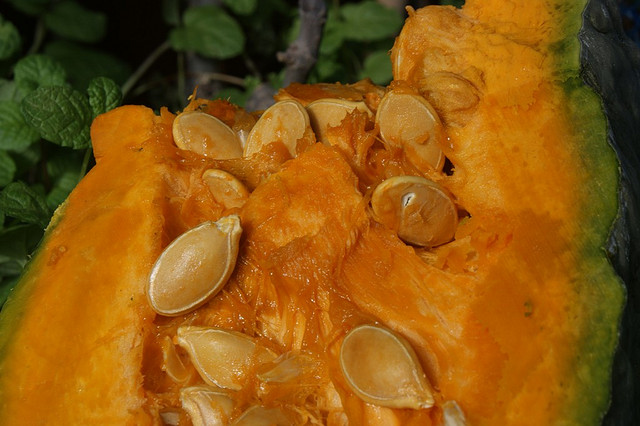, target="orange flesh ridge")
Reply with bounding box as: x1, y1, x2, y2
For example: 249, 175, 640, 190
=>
0, 1, 618, 425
